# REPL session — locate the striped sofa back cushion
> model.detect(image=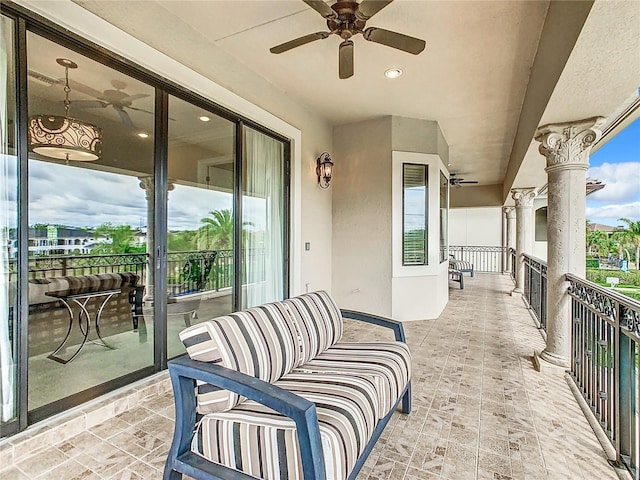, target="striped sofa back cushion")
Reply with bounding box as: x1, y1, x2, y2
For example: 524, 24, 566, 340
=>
179, 301, 301, 413
284, 290, 343, 364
